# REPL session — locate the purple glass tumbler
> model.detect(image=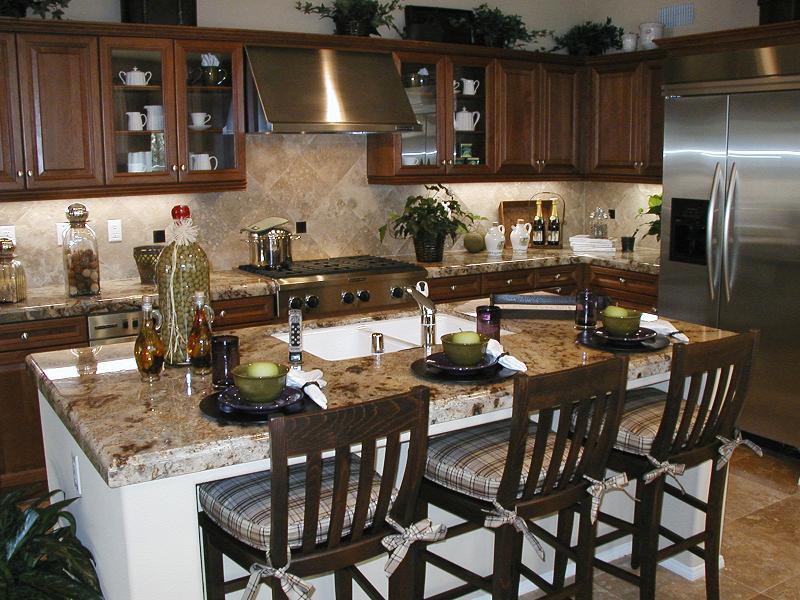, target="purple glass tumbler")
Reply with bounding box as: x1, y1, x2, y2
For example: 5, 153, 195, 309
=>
476, 305, 501, 341
211, 335, 240, 388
